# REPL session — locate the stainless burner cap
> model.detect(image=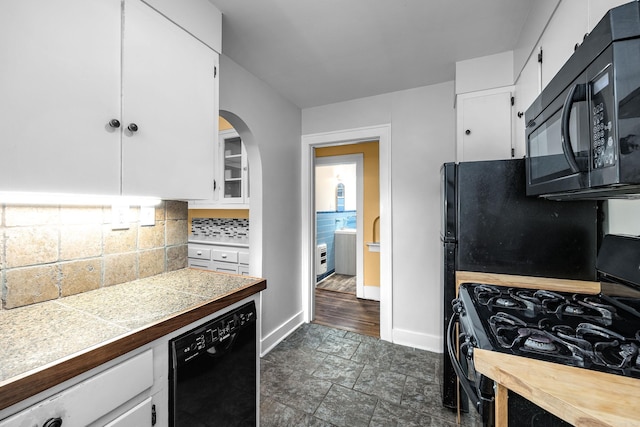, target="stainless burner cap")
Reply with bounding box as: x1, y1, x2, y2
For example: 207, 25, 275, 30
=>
564, 305, 584, 315
523, 334, 557, 352
496, 297, 516, 307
